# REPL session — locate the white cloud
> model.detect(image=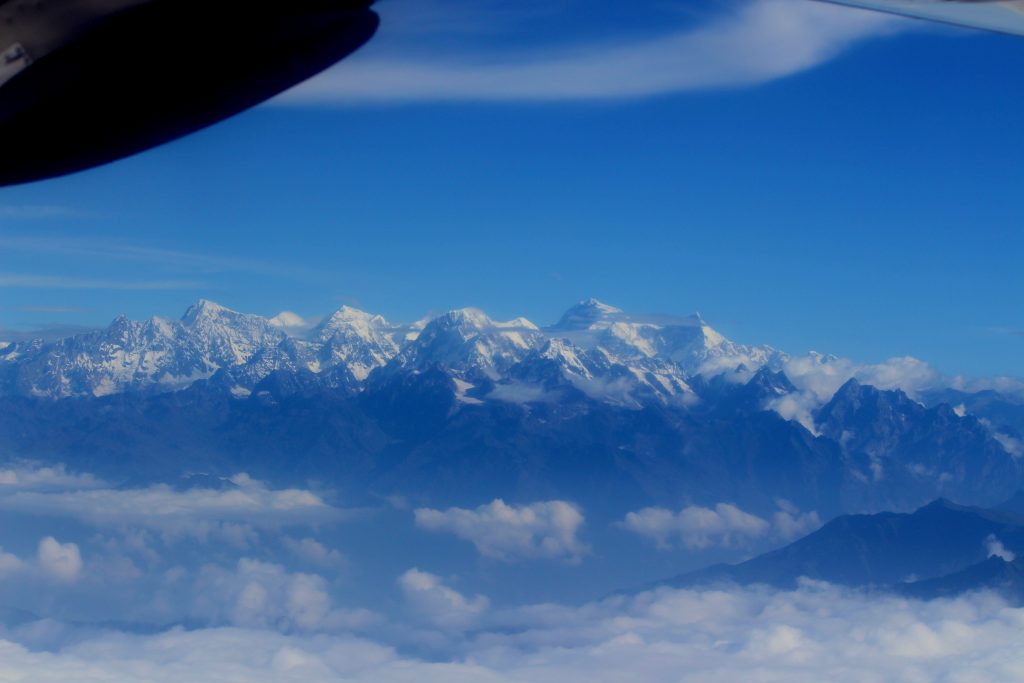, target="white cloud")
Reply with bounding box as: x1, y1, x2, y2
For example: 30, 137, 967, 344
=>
621, 500, 821, 550
37, 537, 82, 583
414, 499, 588, 562
784, 353, 942, 402
986, 535, 1016, 563
0, 471, 345, 540
993, 432, 1024, 459
950, 375, 1024, 401
398, 568, 489, 631
284, 0, 901, 104
1, 584, 1023, 682
0, 547, 24, 575
772, 500, 824, 541
621, 502, 770, 550
767, 353, 944, 433
281, 538, 348, 570
192, 560, 336, 632
0, 464, 105, 492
